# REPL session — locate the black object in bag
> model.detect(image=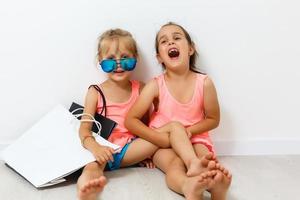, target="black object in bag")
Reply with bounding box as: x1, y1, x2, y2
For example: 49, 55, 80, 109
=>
69, 85, 117, 140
